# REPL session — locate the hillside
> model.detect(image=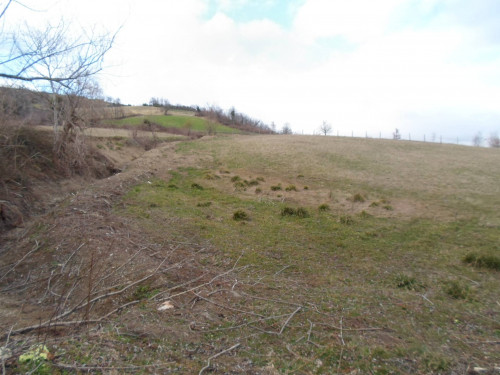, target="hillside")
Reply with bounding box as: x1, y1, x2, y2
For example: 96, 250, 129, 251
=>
1, 131, 499, 374
0, 86, 274, 136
